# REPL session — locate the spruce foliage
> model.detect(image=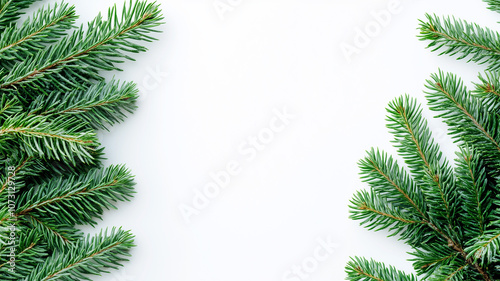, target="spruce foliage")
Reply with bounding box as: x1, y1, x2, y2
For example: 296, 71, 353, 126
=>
0, 0, 163, 280
346, 1, 500, 280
